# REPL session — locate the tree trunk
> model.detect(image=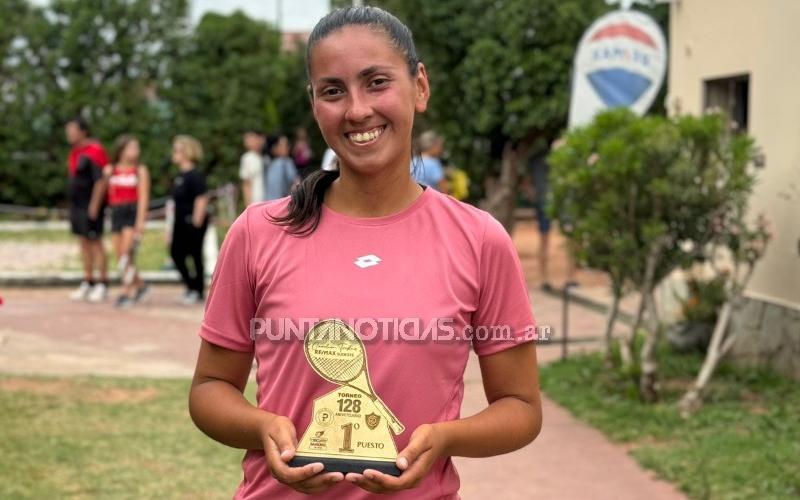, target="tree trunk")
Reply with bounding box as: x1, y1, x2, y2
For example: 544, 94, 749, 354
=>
480, 142, 518, 233
639, 290, 662, 403
619, 291, 645, 369
603, 288, 622, 365
678, 264, 756, 416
